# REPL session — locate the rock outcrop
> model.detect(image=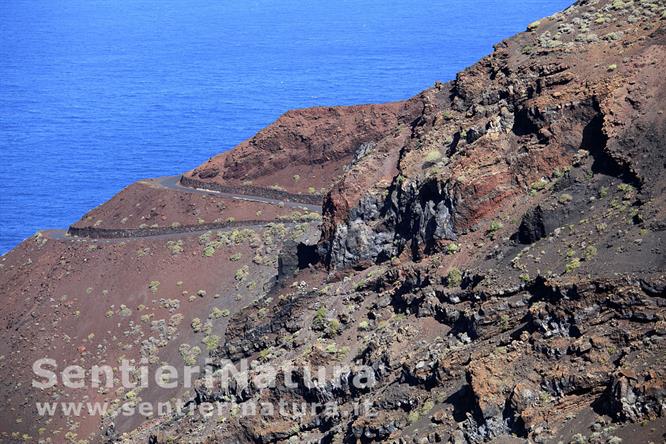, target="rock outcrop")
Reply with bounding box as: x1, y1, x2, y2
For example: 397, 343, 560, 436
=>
1, 1, 665, 443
